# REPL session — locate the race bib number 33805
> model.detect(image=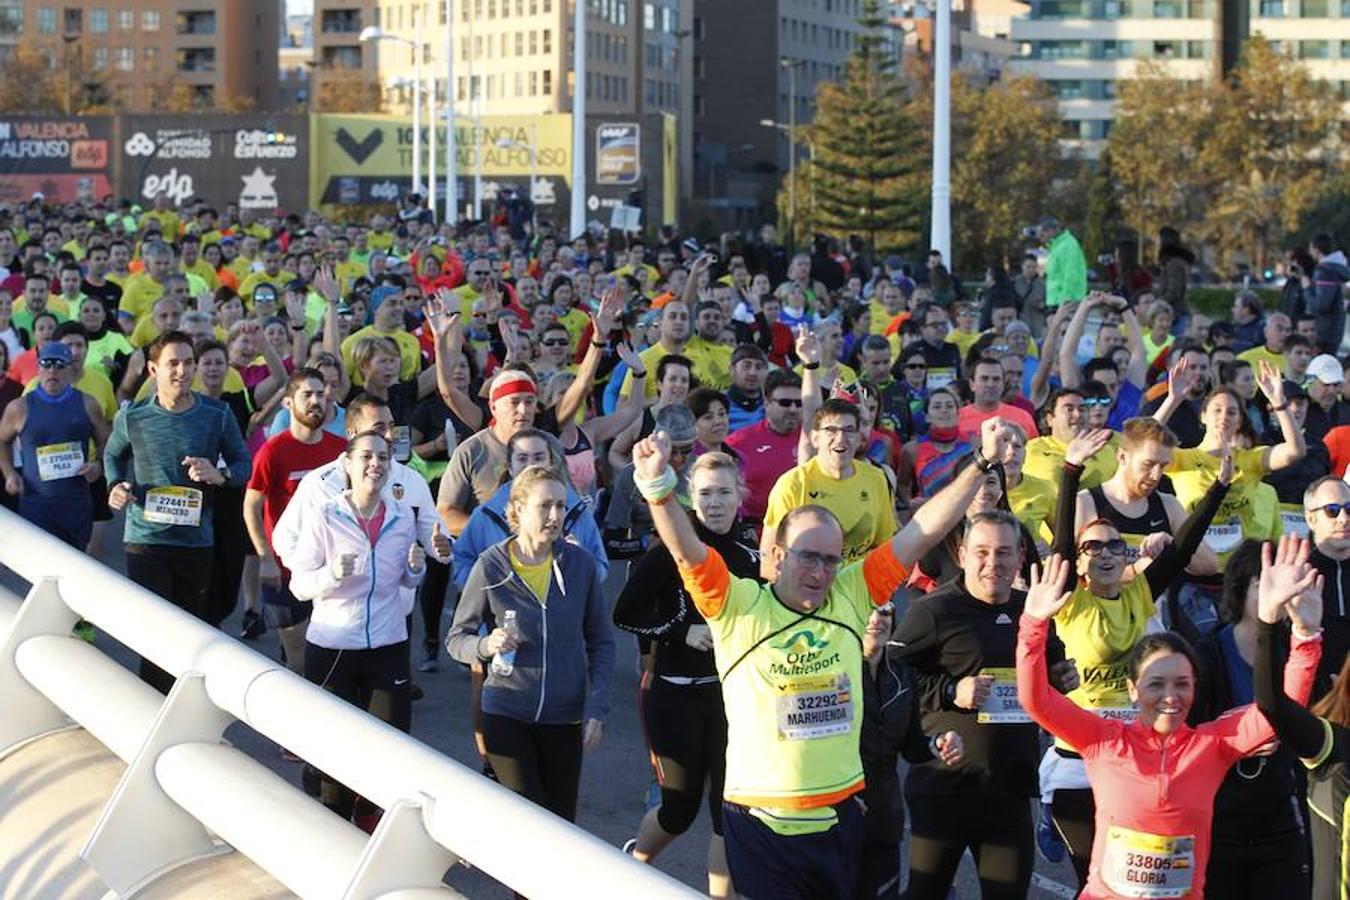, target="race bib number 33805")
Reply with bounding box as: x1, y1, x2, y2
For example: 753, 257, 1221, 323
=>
1102, 826, 1194, 898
